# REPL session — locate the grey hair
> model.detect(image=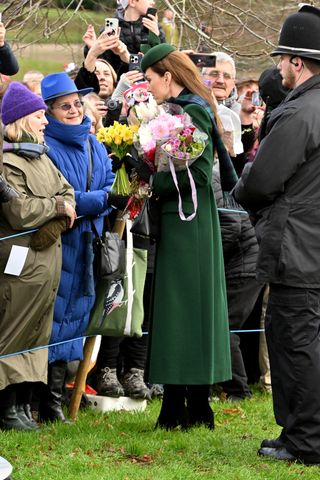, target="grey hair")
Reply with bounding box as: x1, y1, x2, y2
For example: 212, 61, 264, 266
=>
202, 52, 236, 78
